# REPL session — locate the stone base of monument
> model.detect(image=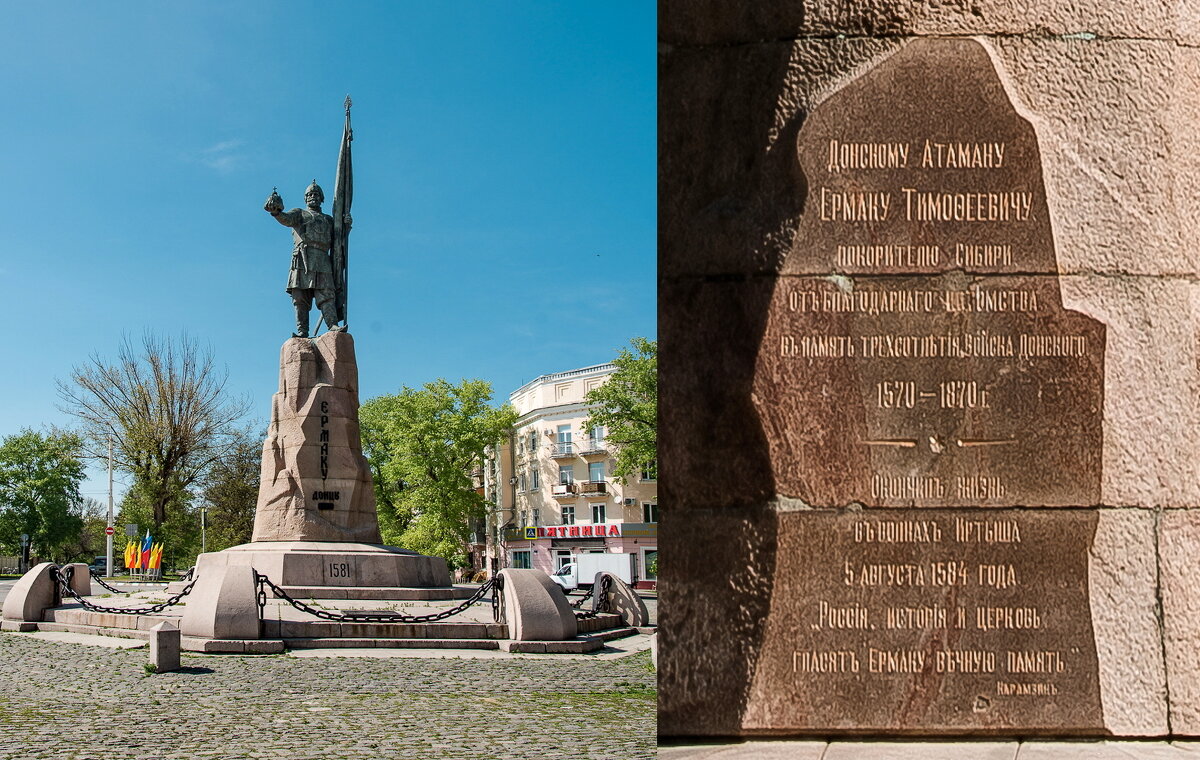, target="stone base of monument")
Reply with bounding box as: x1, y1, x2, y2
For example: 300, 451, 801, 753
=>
183, 542, 473, 600
5, 564, 643, 654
